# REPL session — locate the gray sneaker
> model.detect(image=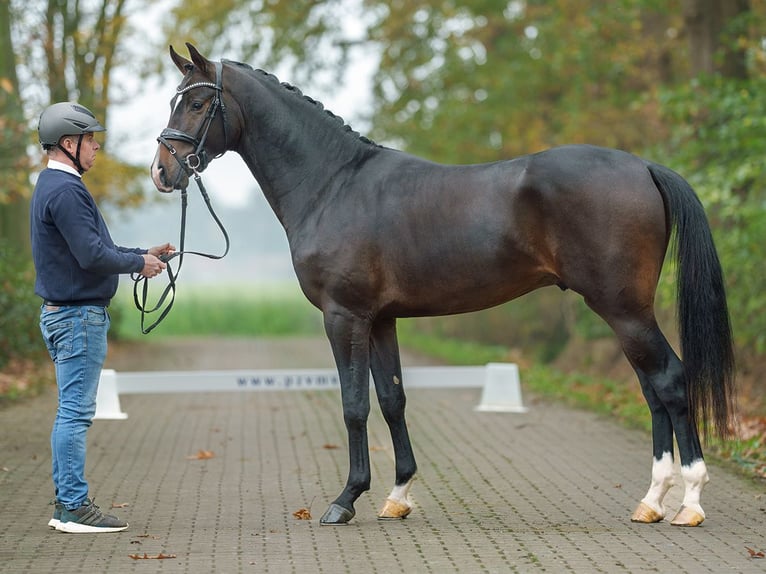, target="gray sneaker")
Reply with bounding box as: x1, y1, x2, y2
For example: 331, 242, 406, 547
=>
56, 498, 128, 533
48, 500, 63, 529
